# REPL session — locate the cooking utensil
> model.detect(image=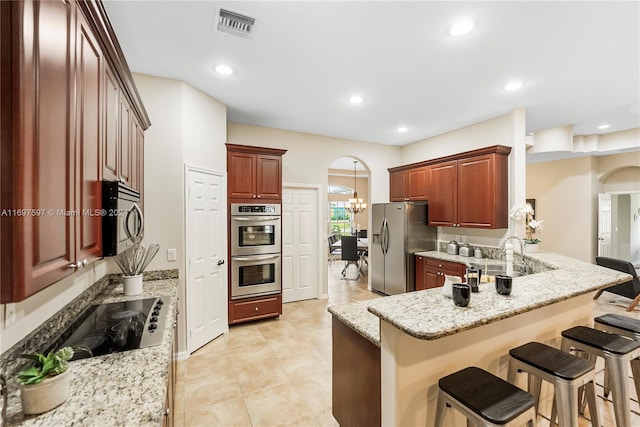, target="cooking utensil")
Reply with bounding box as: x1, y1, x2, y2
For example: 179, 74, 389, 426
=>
136, 243, 159, 275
